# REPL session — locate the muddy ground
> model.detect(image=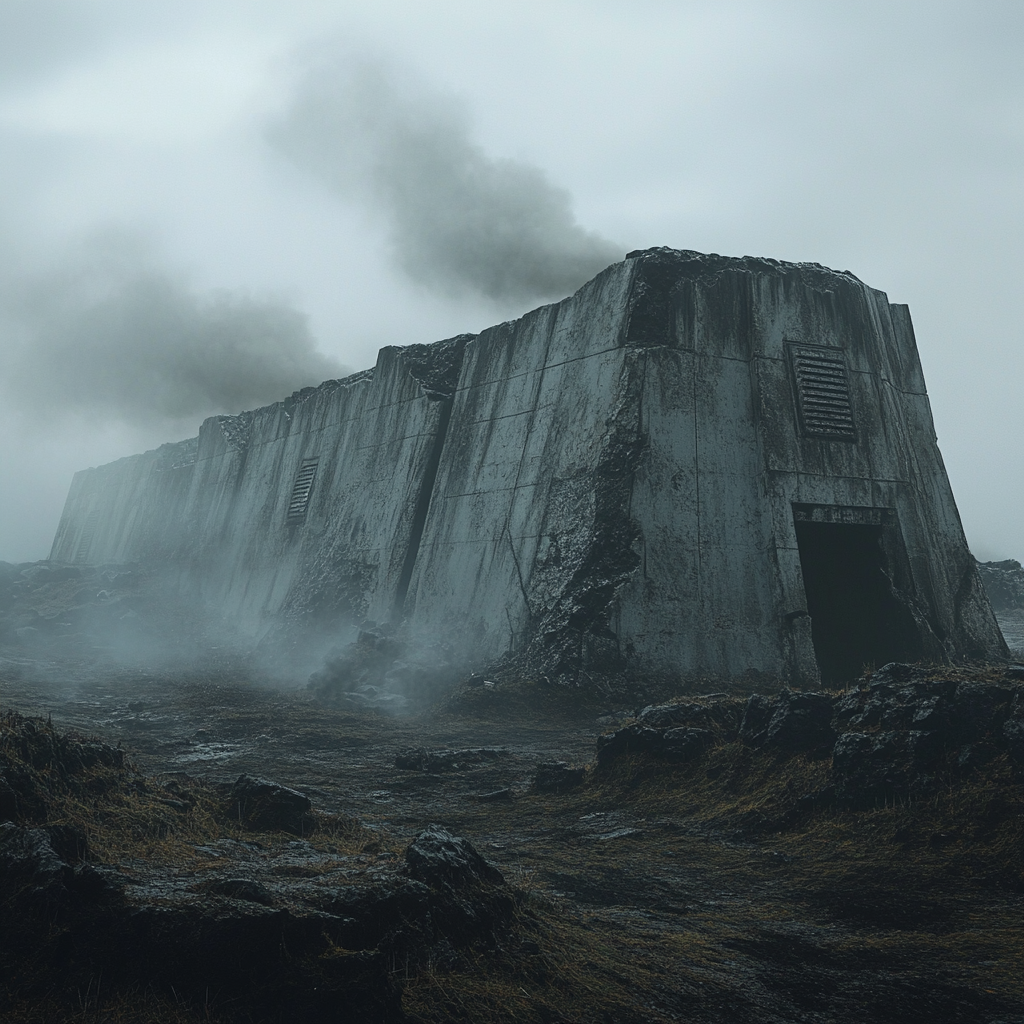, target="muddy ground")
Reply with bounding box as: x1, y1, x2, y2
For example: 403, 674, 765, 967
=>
1, 561, 1023, 1023
3, 648, 1023, 1024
